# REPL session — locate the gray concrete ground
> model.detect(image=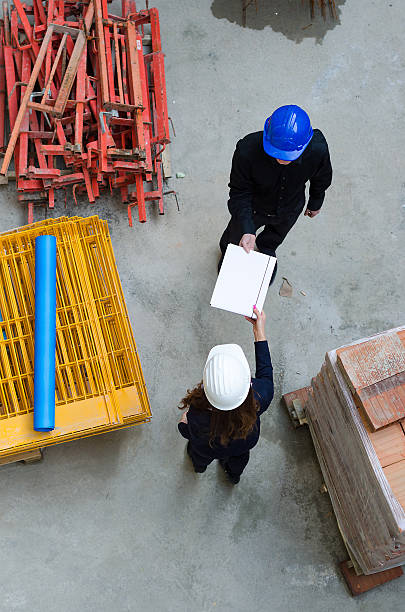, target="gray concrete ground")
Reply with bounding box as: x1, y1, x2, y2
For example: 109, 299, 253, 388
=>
1, 0, 405, 610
